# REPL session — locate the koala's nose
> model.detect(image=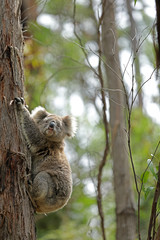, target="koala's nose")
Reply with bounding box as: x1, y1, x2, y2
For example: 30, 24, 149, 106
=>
49, 121, 55, 129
